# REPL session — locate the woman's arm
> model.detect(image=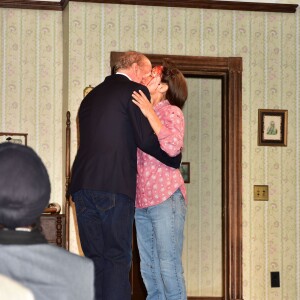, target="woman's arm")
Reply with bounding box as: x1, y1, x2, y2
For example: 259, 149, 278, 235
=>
132, 90, 184, 157
132, 90, 163, 135
157, 107, 184, 156
129, 86, 181, 169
